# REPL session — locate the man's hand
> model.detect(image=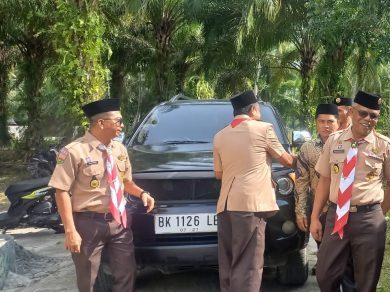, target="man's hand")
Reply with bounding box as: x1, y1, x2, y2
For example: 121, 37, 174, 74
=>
141, 192, 155, 213
296, 215, 308, 232
64, 230, 82, 253
310, 218, 323, 242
